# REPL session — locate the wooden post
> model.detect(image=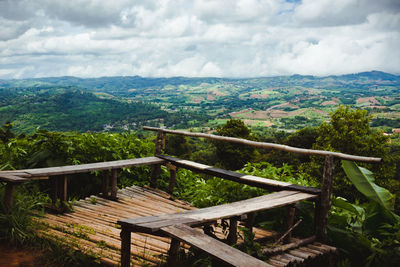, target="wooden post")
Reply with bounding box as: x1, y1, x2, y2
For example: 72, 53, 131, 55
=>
50, 176, 58, 204
167, 238, 180, 267
167, 164, 177, 194
227, 218, 238, 245
283, 205, 296, 244
120, 227, 131, 267
59, 175, 68, 202
150, 130, 165, 188
110, 169, 118, 200
245, 212, 255, 233
102, 170, 110, 197
316, 155, 335, 242
4, 183, 15, 212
